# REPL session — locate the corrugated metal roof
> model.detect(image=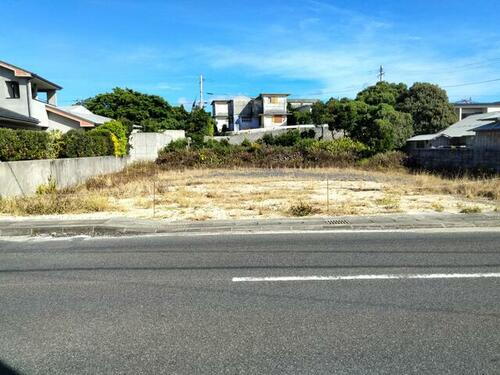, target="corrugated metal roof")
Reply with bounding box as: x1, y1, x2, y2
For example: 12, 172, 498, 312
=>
407, 111, 500, 142
442, 111, 500, 137
407, 134, 440, 141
